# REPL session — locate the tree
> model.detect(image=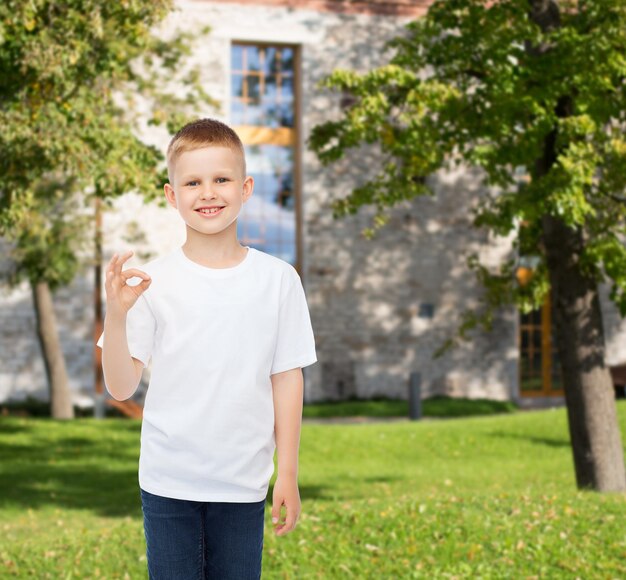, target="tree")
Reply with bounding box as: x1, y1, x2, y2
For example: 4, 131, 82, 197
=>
309, 0, 626, 492
0, 0, 215, 418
